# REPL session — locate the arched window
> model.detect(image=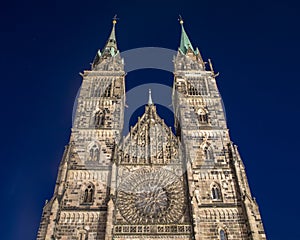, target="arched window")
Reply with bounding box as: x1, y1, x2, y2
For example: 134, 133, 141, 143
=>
124, 154, 129, 163
220, 229, 227, 240
197, 108, 208, 124
211, 183, 222, 200
83, 184, 94, 204
94, 110, 105, 128
89, 144, 100, 161
204, 145, 214, 160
